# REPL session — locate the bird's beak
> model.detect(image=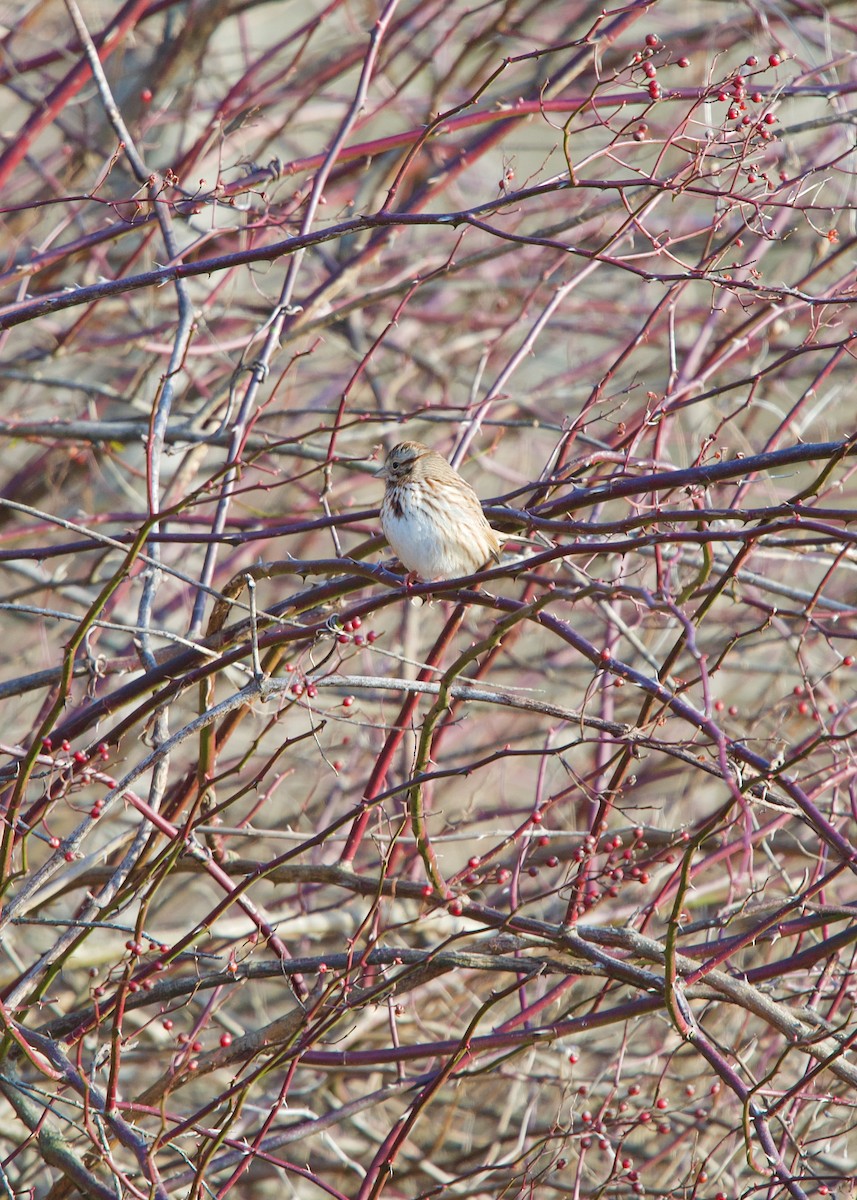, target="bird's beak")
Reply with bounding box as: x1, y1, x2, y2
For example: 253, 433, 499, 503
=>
374, 461, 389, 479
